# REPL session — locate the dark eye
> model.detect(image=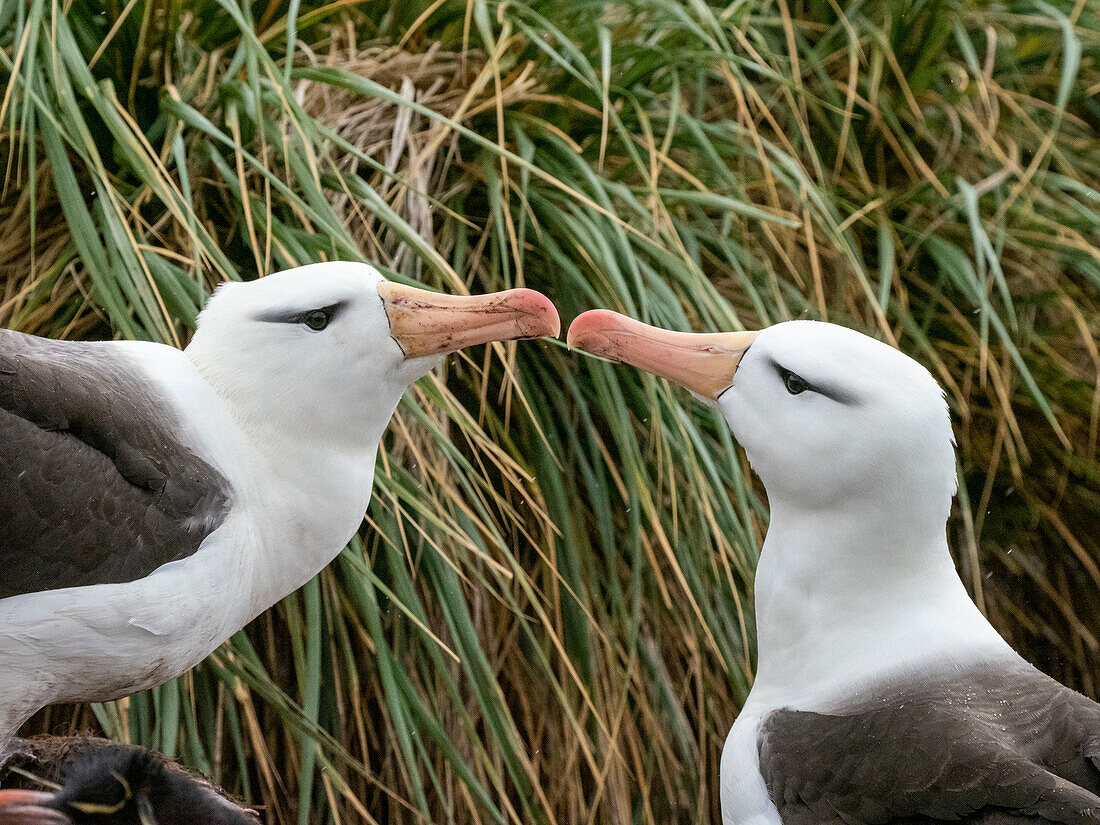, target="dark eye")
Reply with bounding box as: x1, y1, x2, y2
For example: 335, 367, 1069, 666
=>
303, 310, 329, 331
784, 371, 810, 395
